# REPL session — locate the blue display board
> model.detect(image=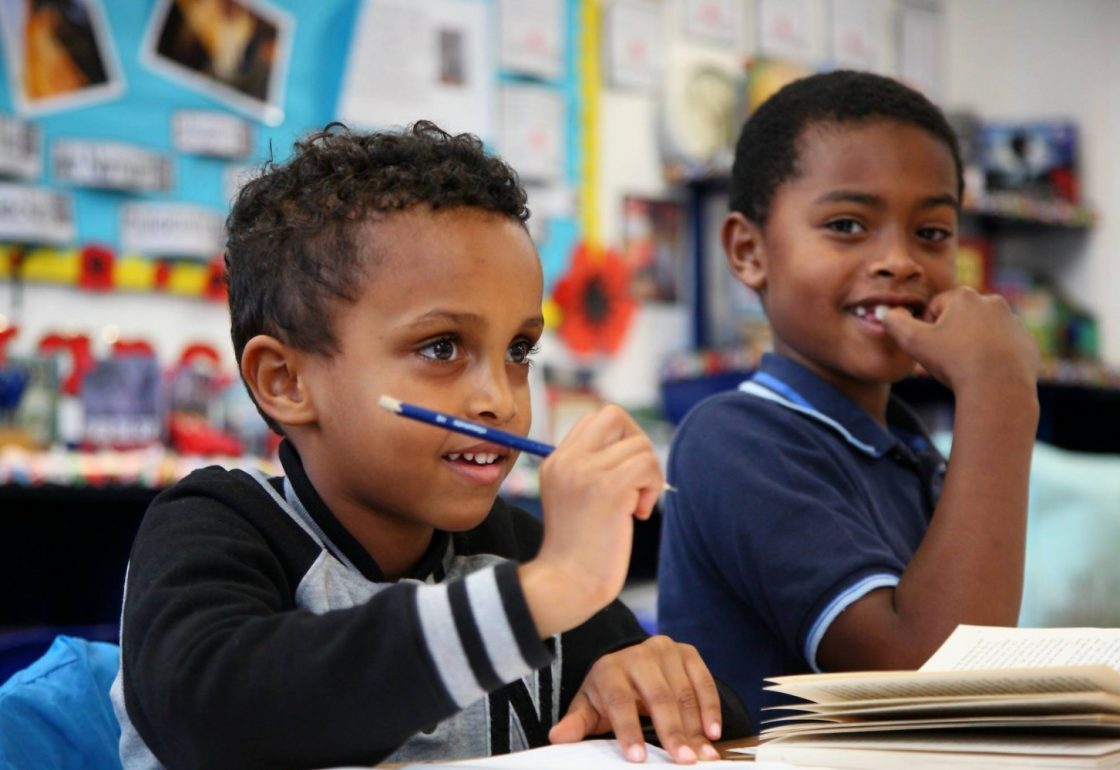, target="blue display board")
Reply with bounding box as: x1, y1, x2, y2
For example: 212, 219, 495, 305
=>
0, 0, 579, 290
